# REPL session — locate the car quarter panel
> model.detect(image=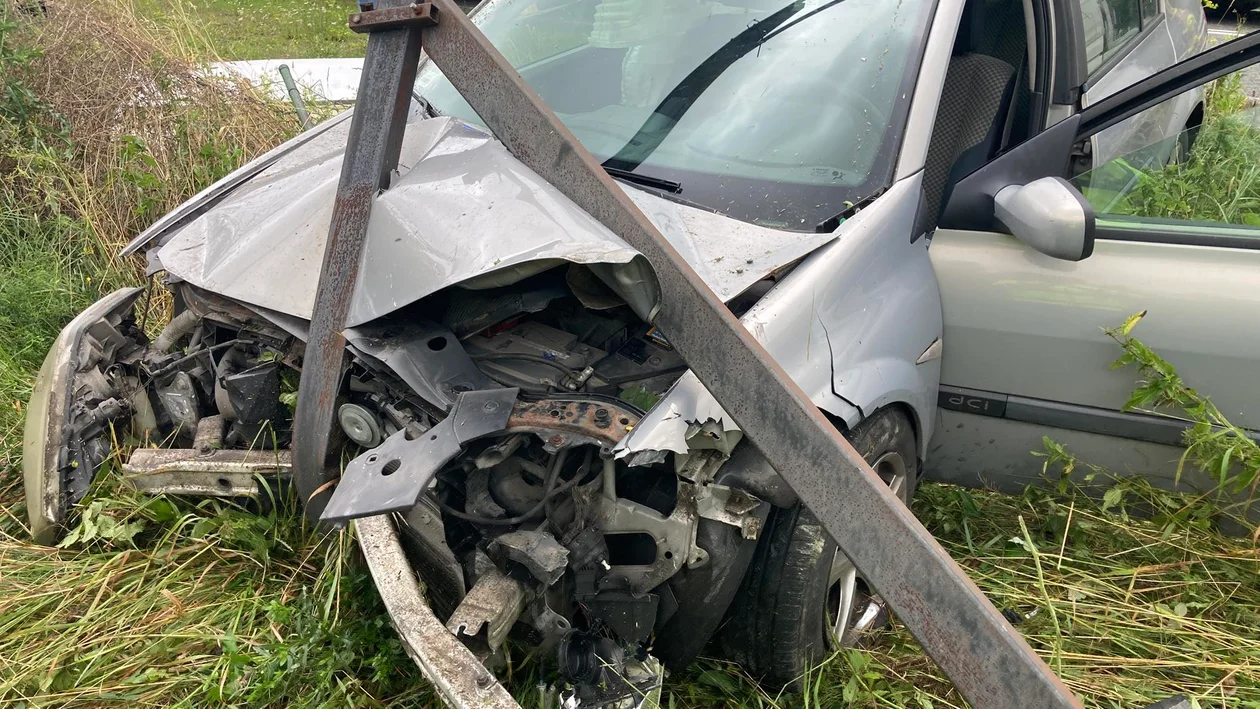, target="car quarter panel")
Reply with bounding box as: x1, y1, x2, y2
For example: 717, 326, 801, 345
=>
1165, 0, 1209, 62
1082, 0, 1207, 168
